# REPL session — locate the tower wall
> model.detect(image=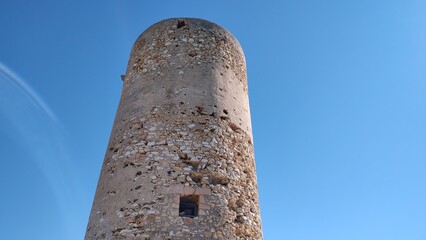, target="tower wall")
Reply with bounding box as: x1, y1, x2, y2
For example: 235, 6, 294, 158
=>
85, 18, 262, 240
